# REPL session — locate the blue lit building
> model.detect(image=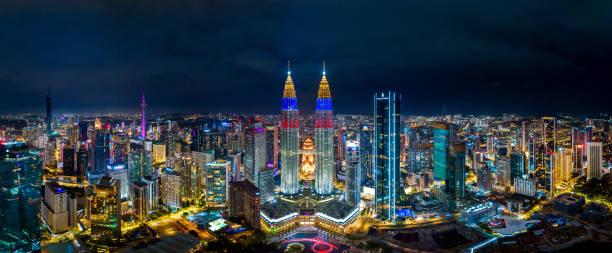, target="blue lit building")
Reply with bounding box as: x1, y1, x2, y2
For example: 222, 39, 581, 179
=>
433, 122, 450, 184
510, 151, 525, 184
373, 91, 401, 221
